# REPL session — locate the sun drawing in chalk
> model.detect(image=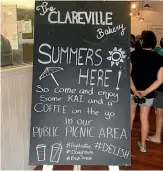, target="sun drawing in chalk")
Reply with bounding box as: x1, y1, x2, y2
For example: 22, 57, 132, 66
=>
107, 47, 126, 67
